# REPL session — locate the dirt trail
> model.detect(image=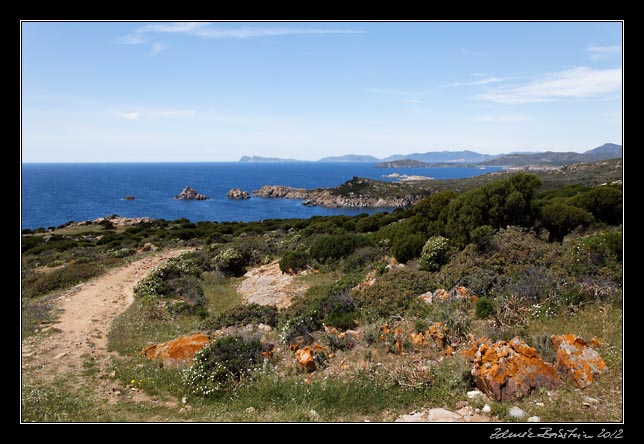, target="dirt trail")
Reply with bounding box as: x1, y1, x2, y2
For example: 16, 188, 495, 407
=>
22, 249, 191, 383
